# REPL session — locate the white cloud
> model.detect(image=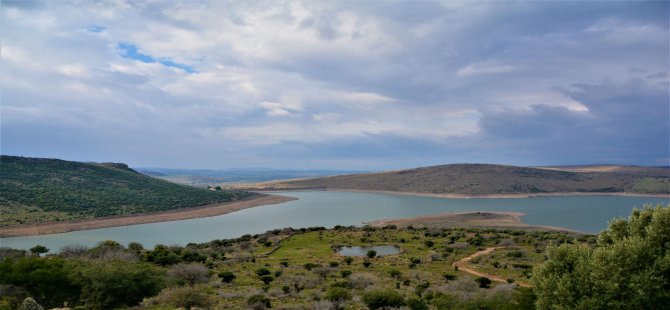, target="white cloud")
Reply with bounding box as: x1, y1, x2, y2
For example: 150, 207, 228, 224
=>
457, 62, 516, 76
259, 101, 303, 117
